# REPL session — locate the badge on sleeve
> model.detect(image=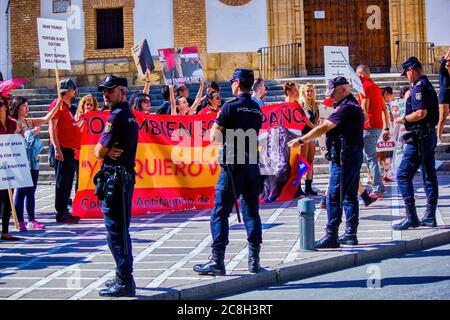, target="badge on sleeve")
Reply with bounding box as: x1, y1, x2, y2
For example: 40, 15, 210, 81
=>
415, 93, 422, 101
104, 122, 112, 133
